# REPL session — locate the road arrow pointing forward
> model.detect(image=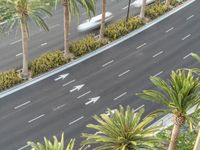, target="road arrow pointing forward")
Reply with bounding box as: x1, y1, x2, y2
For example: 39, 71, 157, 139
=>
85, 96, 100, 105
54, 73, 69, 81
70, 84, 85, 93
